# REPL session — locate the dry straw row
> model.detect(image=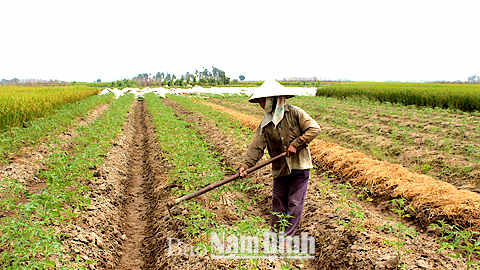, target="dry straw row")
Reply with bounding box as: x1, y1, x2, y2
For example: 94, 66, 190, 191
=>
197, 100, 480, 230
